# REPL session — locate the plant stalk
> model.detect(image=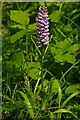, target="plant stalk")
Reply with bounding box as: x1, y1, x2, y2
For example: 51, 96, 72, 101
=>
41, 45, 44, 89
